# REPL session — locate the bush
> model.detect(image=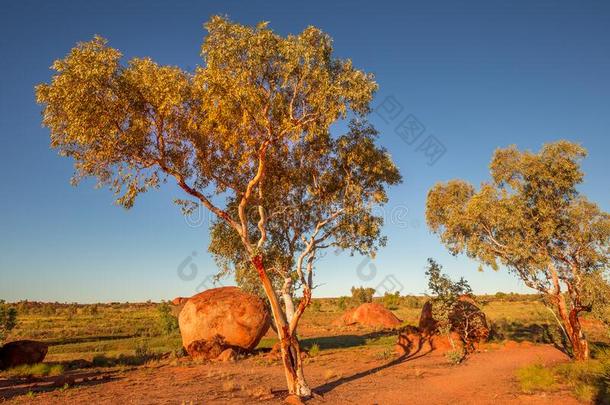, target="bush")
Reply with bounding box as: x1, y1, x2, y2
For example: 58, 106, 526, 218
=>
337, 296, 349, 311
382, 291, 401, 310
134, 340, 151, 358
425, 258, 485, 356
92, 355, 114, 367
554, 353, 610, 403
310, 300, 321, 312
350, 286, 375, 305
516, 363, 556, 393
157, 302, 179, 335
403, 295, 425, 309
0, 300, 17, 343
445, 349, 464, 365
308, 343, 320, 357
